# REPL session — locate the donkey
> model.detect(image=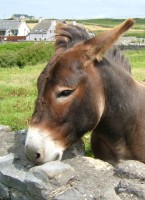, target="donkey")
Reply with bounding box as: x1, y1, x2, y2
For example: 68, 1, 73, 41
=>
25, 19, 145, 165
